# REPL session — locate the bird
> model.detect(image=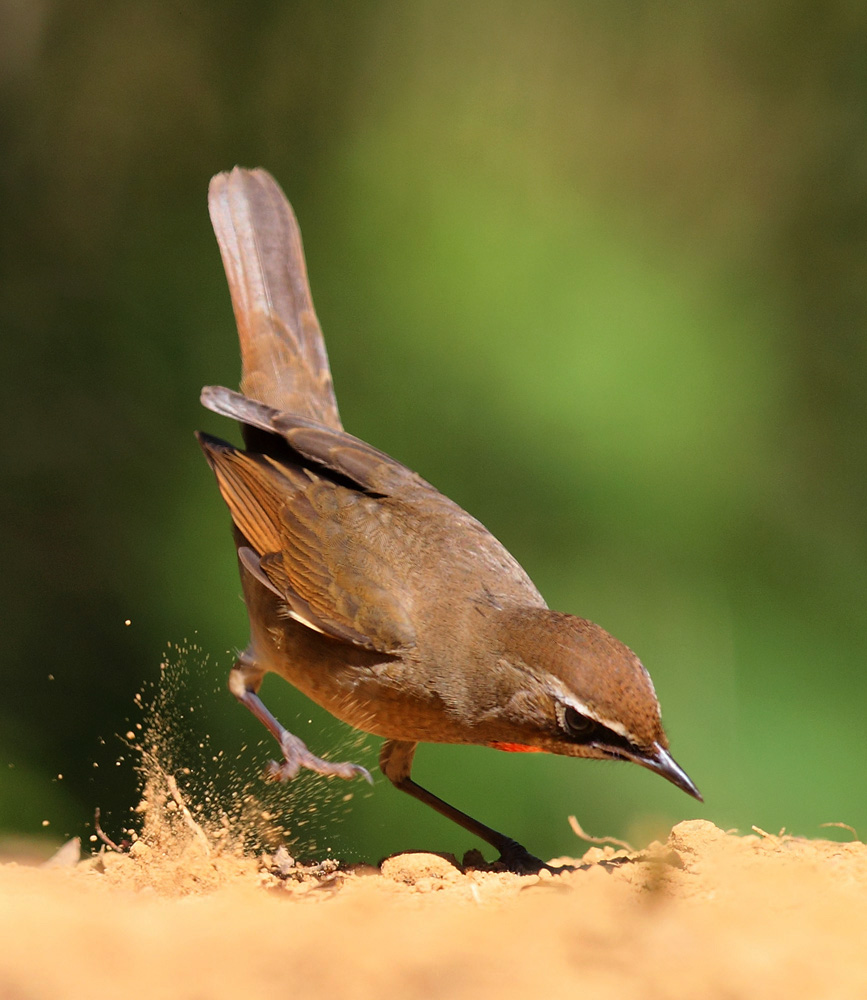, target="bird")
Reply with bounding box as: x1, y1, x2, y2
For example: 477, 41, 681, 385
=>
196, 167, 701, 873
